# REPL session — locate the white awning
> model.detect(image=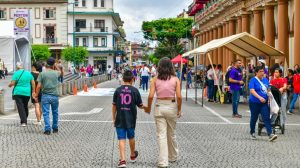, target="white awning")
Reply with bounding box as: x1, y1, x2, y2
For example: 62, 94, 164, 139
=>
183, 32, 284, 58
